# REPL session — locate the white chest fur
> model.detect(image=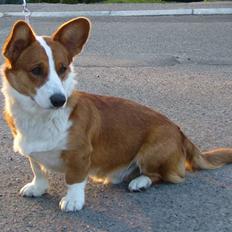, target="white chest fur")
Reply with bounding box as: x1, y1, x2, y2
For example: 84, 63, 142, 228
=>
13, 106, 71, 171
2, 80, 72, 171
30, 150, 65, 172
16, 108, 71, 172
12, 106, 72, 156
